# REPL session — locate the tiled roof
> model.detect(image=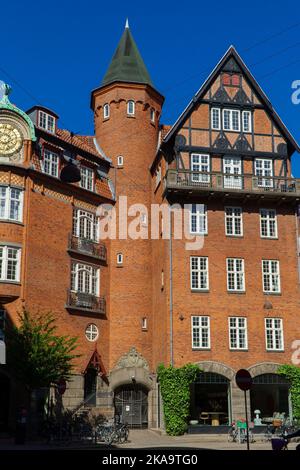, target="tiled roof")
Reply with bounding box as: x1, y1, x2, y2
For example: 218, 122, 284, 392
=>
56, 129, 103, 160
